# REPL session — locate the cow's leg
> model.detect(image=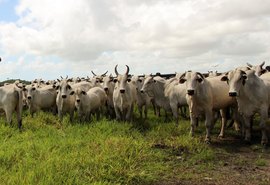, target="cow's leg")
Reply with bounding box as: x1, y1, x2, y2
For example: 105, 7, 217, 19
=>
115, 107, 121, 121
190, 115, 197, 137
126, 105, 133, 121
5, 108, 13, 127
138, 105, 143, 119
170, 103, 179, 125
144, 104, 148, 120
218, 109, 228, 138
180, 106, 187, 119
260, 108, 268, 145
243, 115, 252, 144
58, 107, 63, 122
69, 110, 74, 122
205, 110, 213, 143
16, 110, 22, 130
